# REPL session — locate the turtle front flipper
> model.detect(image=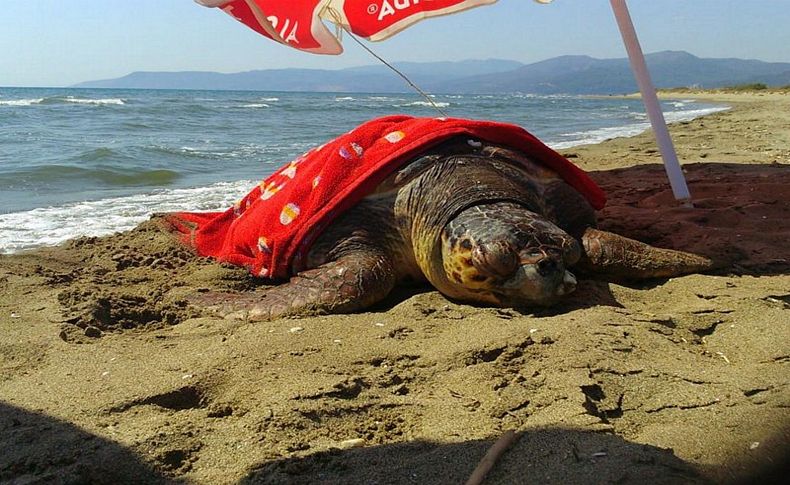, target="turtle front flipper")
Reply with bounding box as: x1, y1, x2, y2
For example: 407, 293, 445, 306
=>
195, 251, 397, 321
577, 228, 713, 280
